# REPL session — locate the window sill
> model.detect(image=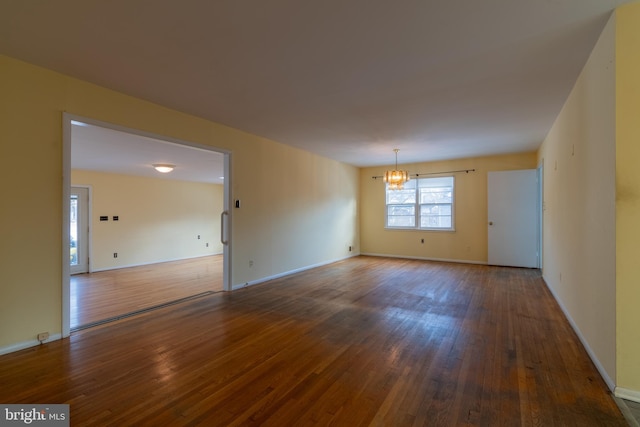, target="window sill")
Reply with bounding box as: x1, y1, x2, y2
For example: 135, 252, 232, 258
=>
384, 227, 456, 233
